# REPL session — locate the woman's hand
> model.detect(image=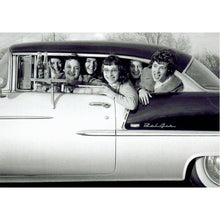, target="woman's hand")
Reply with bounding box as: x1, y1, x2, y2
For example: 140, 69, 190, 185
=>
138, 88, 152, 105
